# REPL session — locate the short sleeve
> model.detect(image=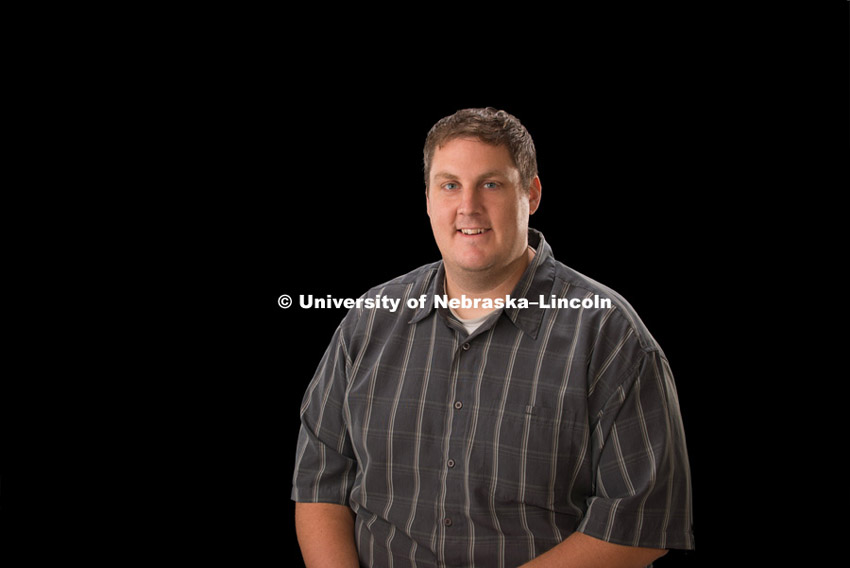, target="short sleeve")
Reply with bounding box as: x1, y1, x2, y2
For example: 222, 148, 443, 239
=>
577, 348, 695, 550
291, 323, 357, 505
